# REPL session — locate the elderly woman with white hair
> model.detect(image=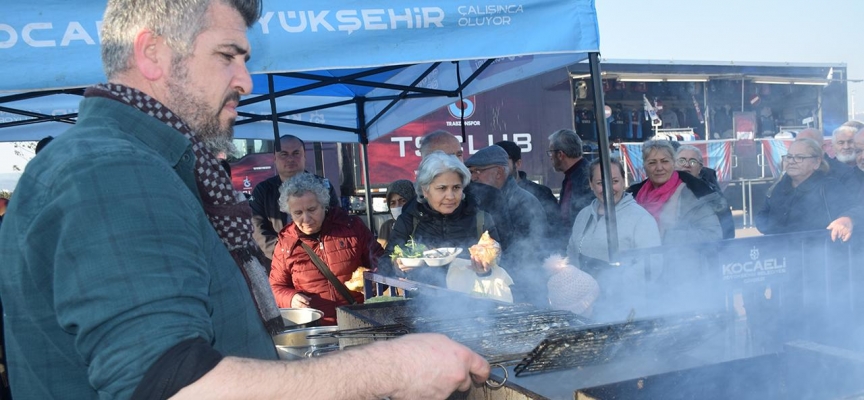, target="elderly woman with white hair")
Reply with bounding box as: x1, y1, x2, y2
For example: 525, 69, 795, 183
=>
626, 140, 725, 244
383, 151, 500, 287
269, 173, 385, 325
